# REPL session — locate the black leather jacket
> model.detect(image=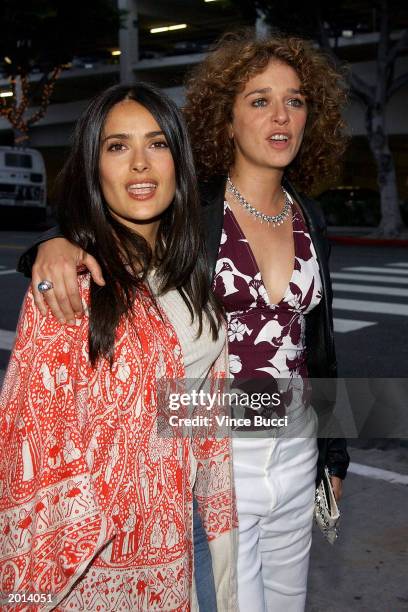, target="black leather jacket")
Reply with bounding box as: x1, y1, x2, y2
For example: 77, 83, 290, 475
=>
199, 175, 349, 486
18, 176, 349, 486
